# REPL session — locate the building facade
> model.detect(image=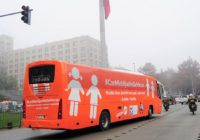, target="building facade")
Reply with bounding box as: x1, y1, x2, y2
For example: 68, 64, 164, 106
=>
0, 35, 108, 90
0, 35, 13, 73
